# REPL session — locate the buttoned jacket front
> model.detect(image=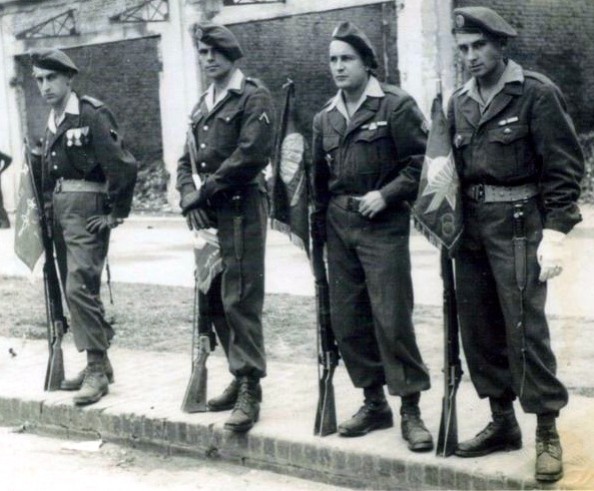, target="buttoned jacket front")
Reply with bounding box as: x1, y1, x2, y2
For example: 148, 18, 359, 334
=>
447, 61, 584, 233
312, 82, 427, 227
